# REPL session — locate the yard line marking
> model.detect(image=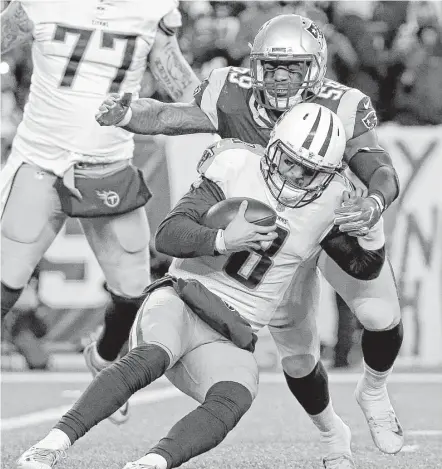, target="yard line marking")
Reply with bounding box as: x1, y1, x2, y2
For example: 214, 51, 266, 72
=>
2, 372, 442, 384
409, 430, 442, 437
1, 388, 182, 431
